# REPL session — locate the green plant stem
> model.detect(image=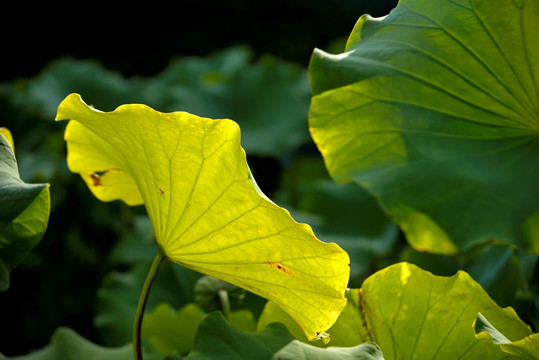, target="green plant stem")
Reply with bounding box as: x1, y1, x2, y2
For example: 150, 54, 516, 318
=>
133, 250, 165, 360
217, 288, 231, 319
